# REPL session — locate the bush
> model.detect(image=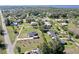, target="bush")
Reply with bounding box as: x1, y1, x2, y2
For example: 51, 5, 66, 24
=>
69, 31, 74, 36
